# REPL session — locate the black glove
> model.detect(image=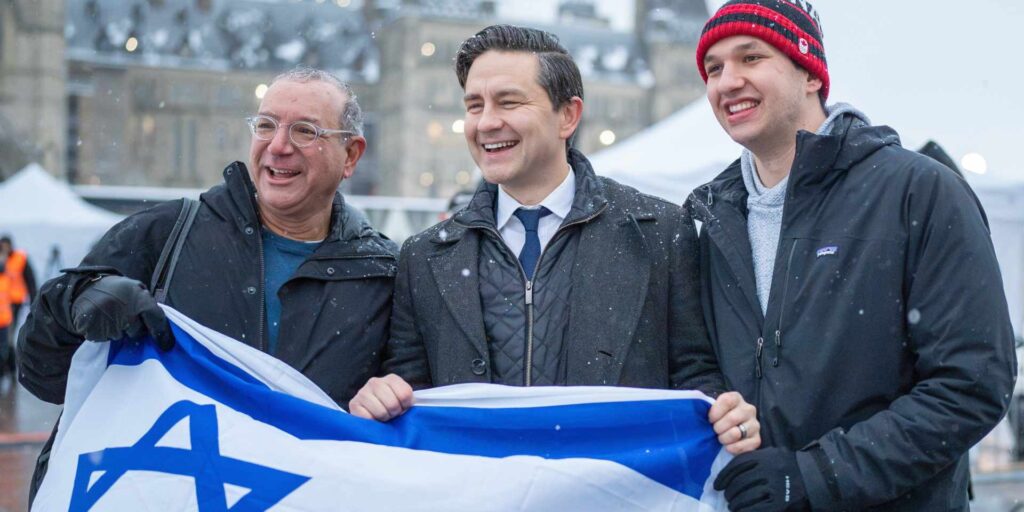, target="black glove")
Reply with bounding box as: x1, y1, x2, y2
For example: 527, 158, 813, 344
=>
71, 275, 174, 350
714, 447, 810, 512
